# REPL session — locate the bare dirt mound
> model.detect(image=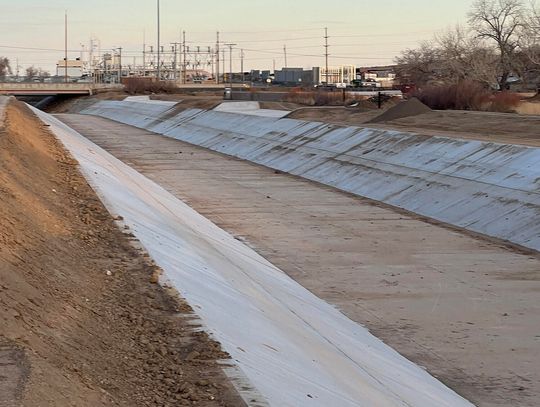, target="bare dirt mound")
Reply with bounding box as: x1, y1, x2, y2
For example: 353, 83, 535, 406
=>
287, 106, 382, 124
0, 99, 244, 407
172, 96, 222, 110
368, 97, 431, 123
